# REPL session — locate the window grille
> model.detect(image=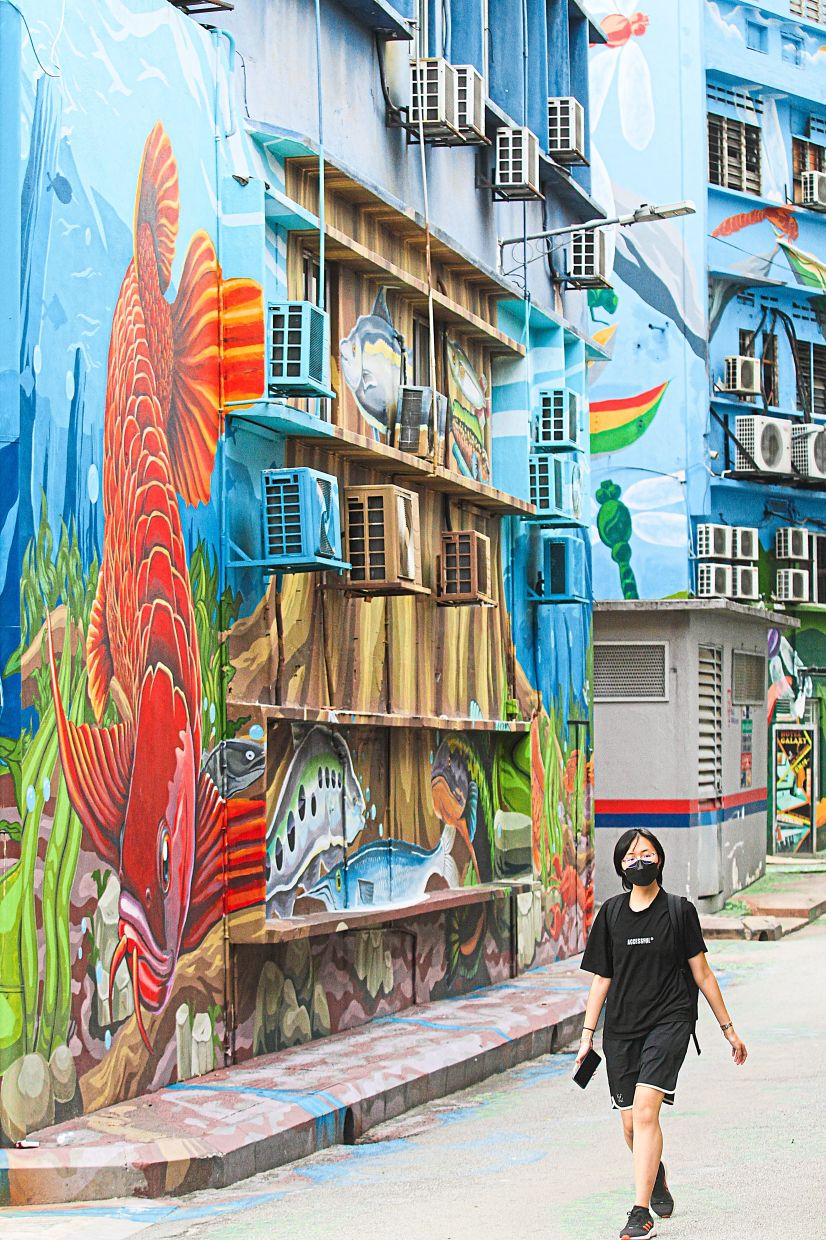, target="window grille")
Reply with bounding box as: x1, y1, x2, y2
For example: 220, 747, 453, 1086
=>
790, 0, 826, 25
706, 84, 762, 116
698, 646, 723, 798
732, 652, 766, 705
593, 642, 668, 702
708, 114, 761, 193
